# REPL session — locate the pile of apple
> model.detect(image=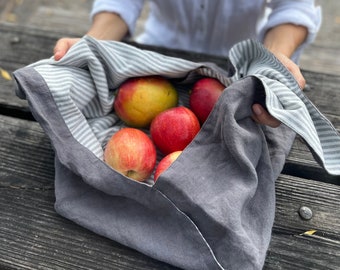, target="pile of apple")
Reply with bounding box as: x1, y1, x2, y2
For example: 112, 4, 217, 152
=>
104, 75, 225, 183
